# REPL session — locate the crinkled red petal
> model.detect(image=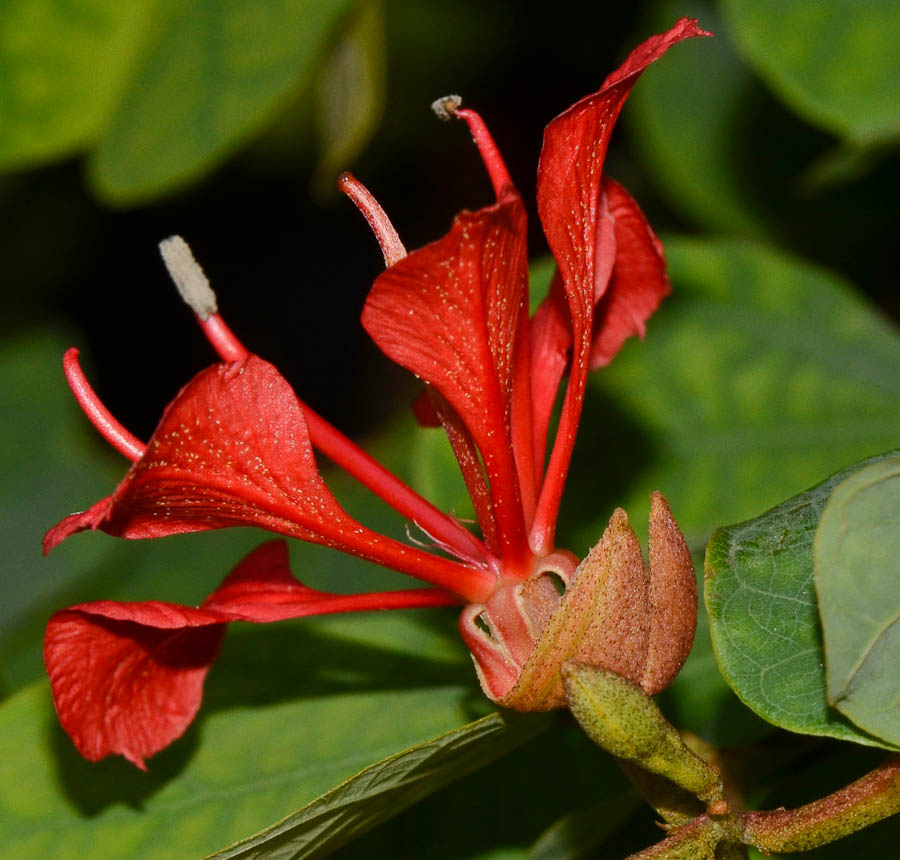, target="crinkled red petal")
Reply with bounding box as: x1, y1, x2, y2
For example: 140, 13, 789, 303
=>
362, 190, 531, 571
43, 356, 494, 601
45, 541, 461, 767
590, 179, 670, 368
45, 605, 225, 769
